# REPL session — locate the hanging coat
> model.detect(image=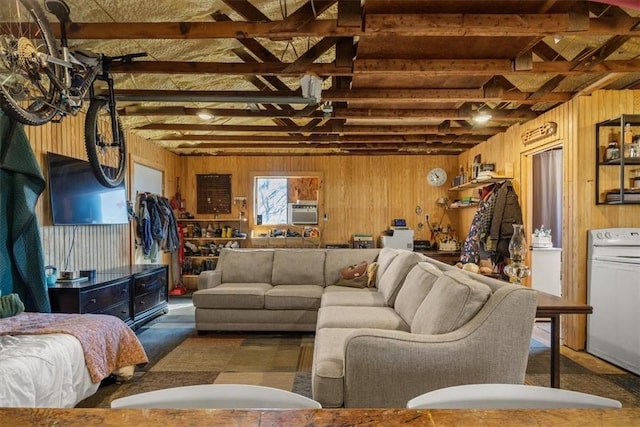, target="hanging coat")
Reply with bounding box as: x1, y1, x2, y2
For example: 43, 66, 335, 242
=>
489, 180, 524, 260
